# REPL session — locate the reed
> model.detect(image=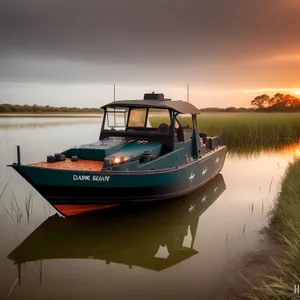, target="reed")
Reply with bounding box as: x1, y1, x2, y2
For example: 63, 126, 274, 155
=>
25, 191, 34, 223
12, 191, 23, 222
0, 178, 10, 200
3, 192, 23, 222
150, 113, 300, 152
246, 158, 300, 299
2, 189, 34, 223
